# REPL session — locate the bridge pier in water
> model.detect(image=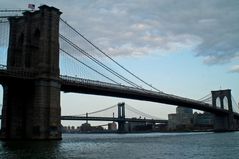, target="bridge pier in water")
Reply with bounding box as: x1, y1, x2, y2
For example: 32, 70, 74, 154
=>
212, 89, 236, 131
0, 5, 62, 140
117, 102, 127, 133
